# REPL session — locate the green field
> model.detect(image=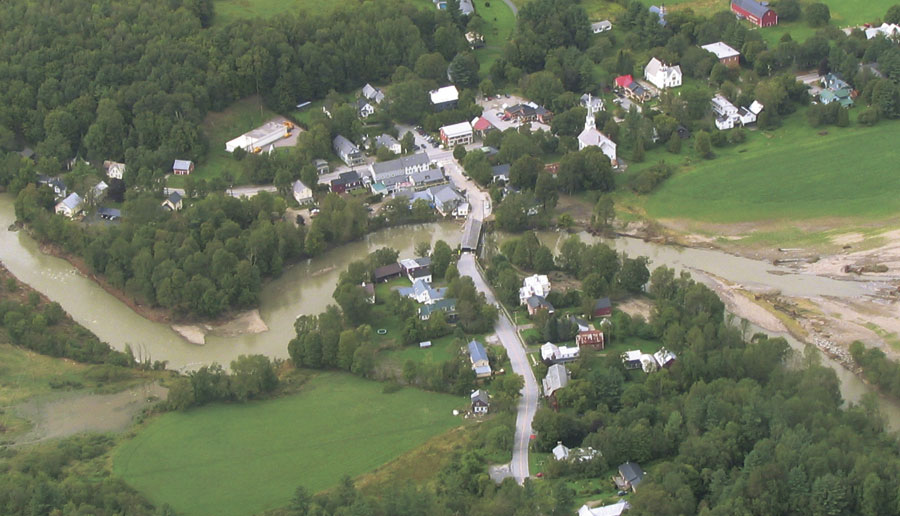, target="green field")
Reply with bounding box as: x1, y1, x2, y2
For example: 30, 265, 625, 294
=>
645, 116, 900, 223
114, 373, 465, 516
473, 0, 518, 77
